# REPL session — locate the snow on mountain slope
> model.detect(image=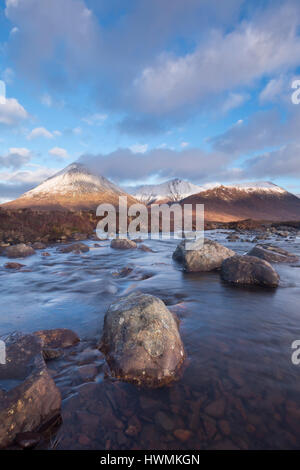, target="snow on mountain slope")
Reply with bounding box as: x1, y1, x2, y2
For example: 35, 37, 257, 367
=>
23, 162, 123, 198
131, 179, 203, 204
131, 179, 287, 204
2, 162, 137, 210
